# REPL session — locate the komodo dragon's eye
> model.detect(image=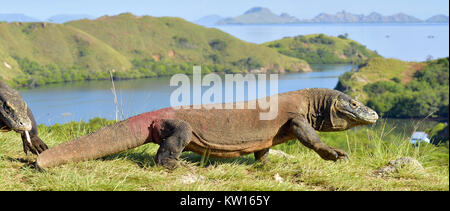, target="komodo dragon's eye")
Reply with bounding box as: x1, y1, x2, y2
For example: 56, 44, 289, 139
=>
350, 101, 358, 108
